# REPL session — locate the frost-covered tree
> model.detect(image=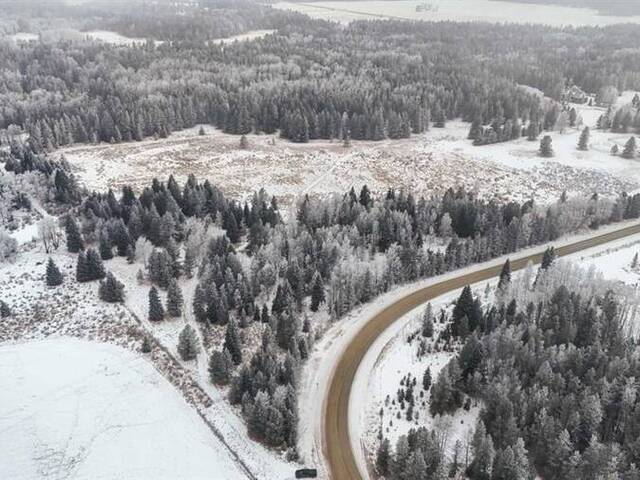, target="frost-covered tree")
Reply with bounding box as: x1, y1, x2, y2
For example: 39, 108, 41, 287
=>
577, 126, 590, 151
166, 279, 184, 317
64, 216, 83, 253
209, 348, 233, 385
539, 135, 554, 157
177, 324, 199, 361
224, 318, 242, 365
622, 136, 637, 159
